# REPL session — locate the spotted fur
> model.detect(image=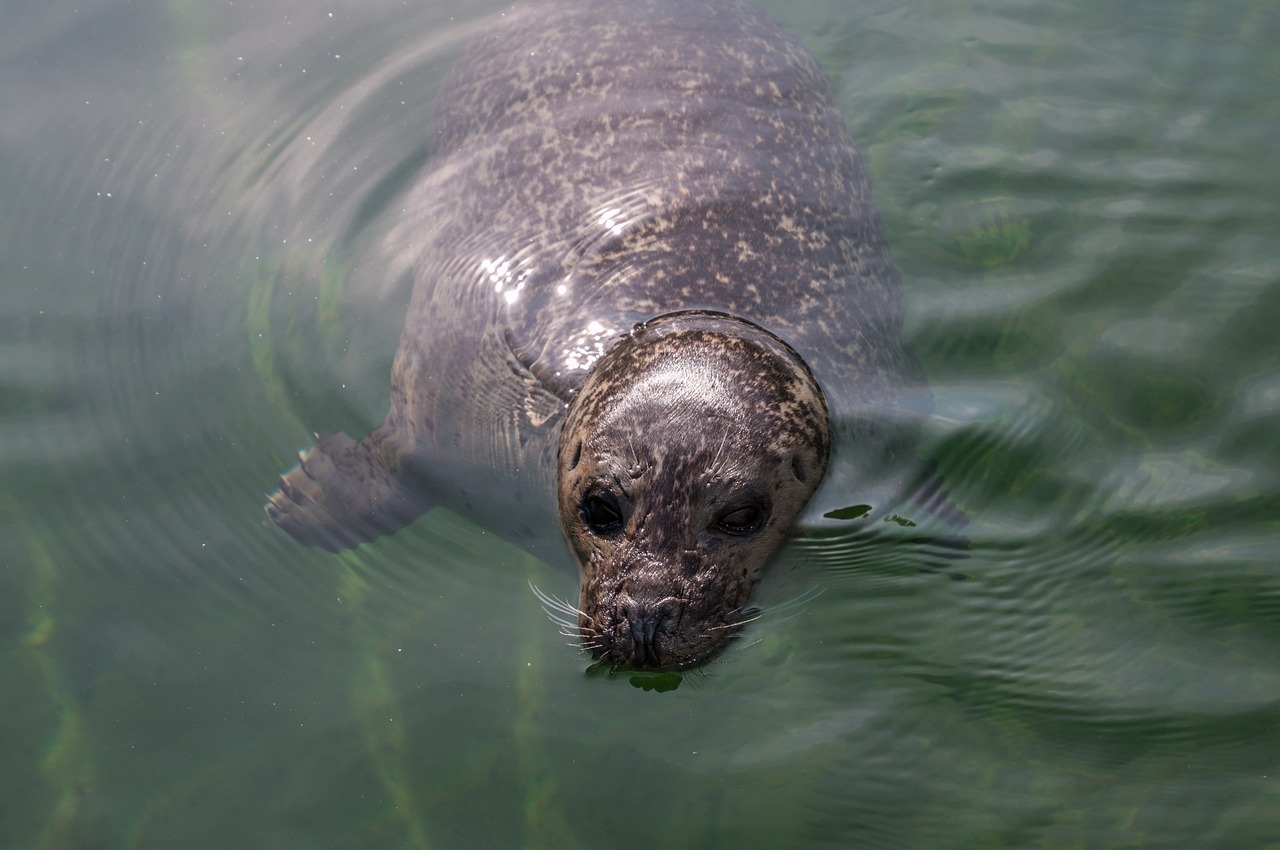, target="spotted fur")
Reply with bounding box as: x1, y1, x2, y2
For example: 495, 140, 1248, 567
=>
267, 0, 924, 670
